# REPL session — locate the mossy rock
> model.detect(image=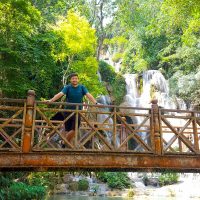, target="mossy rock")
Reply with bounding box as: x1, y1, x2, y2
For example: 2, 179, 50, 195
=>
68, 181, 78, 191
78, 179, 89, 191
